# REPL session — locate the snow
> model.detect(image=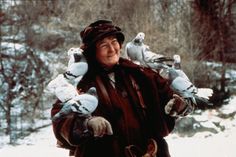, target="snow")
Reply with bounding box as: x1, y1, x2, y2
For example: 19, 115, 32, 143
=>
1, 42, 27, 54
0, 96, 236, 157
0, 126, 68, 157
166, 96, 236, 157
167, 127, 236, 157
